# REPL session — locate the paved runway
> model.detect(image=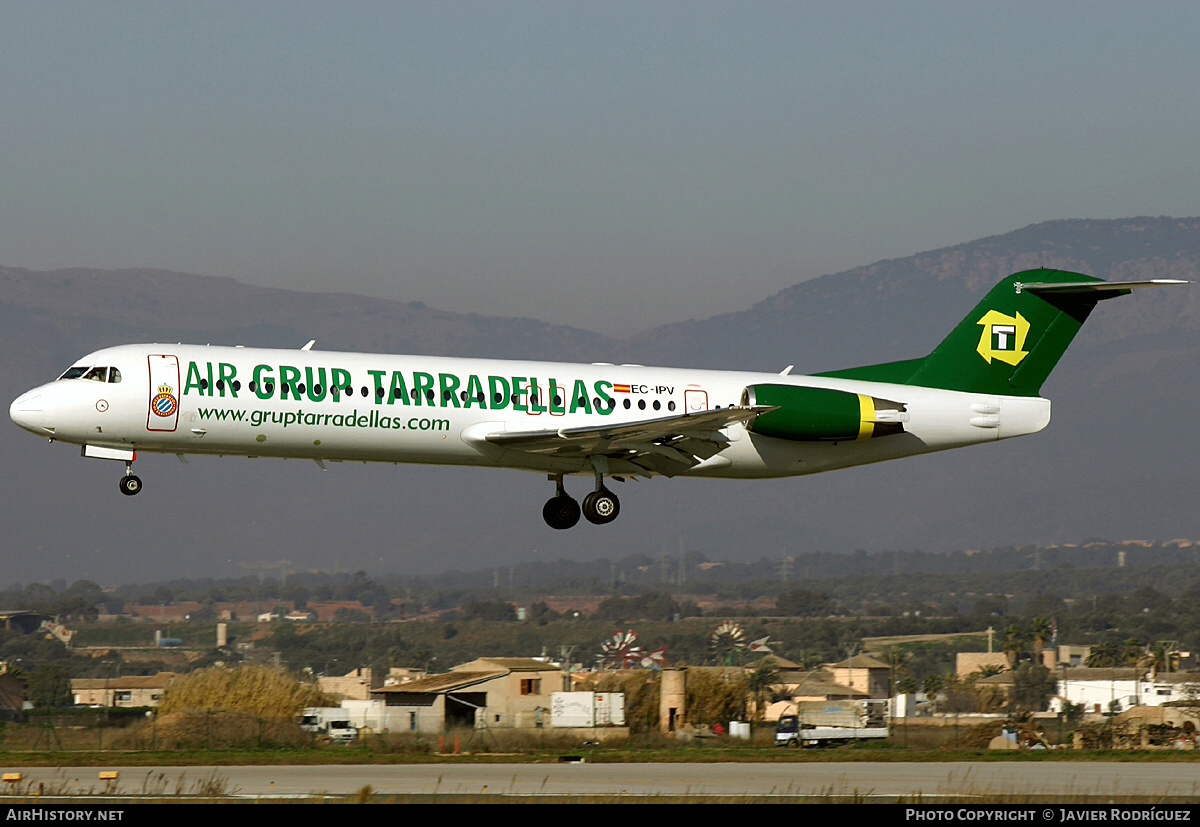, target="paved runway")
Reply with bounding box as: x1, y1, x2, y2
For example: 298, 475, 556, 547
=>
5, 762, 1200, 799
